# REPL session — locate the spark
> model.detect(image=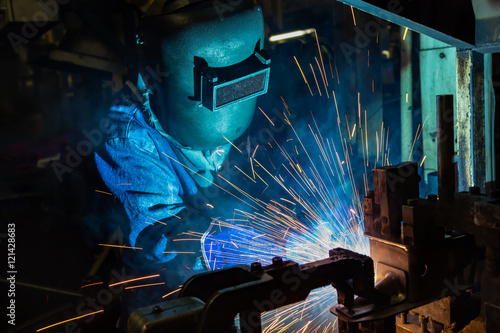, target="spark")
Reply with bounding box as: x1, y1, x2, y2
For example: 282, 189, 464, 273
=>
350, 6, 356, 26
147, 216, 170, 224
334, 60, 340, 84
280, 198, 296, 205
98, 244, 142, 250
162, 288, 181, 298
403, 27, 409, 40
211, 123, 243, 153
408, 124, 421, 161
253, 145, 259, 158
332, 91, 340, 122
315, 57, 329, 98
80, 282, 103, 288
417, 115, 429, 140
109, 274, 160, 287
259, 107, 275, 126
314, 29, 328, 87
255, 171, 269, 187
37, 310, 104, 332
420, 155, 427, 167
95, 190, 112, 195
294, 56, 313, 96
125, 282, 165, 290
206, 203, 214, 209
223, 135, 242, 153
251, 158, 256, 179
309, 63, 322, 96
